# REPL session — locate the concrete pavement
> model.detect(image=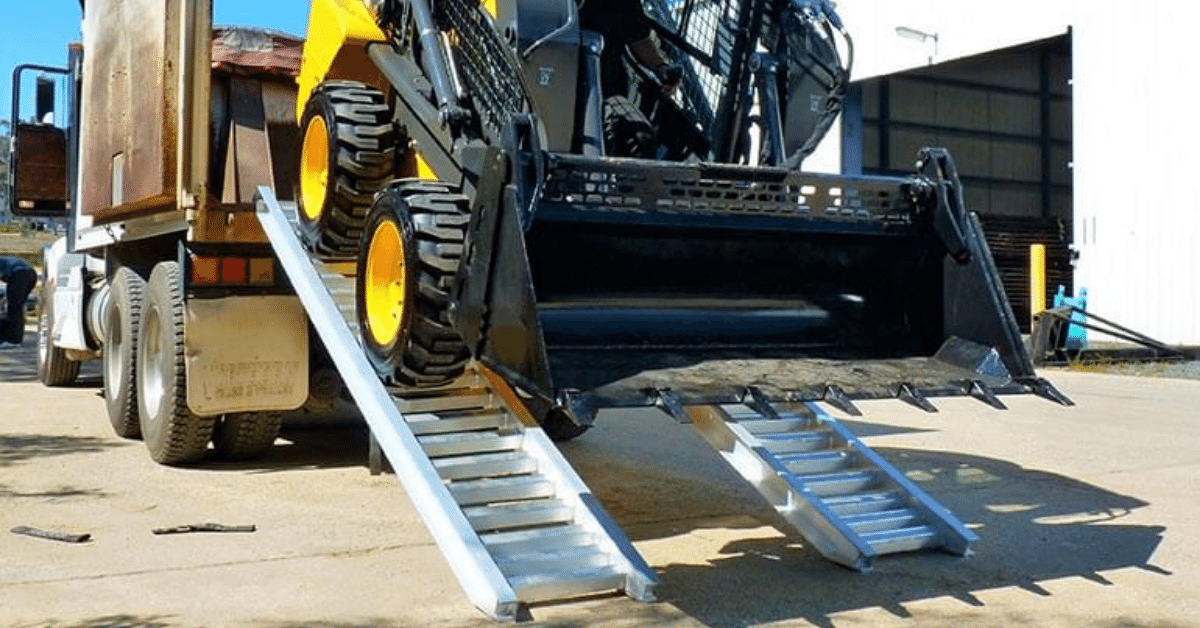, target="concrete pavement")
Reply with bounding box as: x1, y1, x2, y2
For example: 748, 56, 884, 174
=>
2, 337, 1198, 627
